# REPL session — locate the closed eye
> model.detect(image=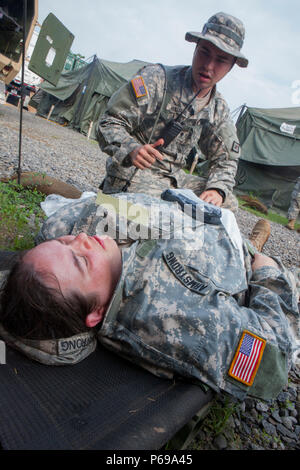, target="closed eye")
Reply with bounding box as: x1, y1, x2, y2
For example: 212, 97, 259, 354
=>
56, 240, 88, 274
80, 255, 88, 268
71, 251, 85, 275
